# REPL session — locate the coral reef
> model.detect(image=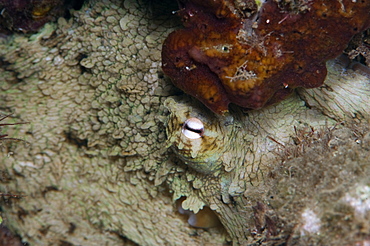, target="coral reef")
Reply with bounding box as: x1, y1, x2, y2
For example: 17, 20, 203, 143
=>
162, 0, 370, 114
1, 0, 370, 245
346, 29, 370, 68
242, 124, 370, 245
0, 0, 84, 34
0, 224, 22, 246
